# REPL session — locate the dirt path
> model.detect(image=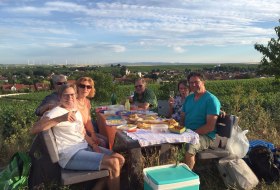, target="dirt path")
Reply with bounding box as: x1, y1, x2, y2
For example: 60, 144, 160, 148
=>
0, 93, 28, 98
